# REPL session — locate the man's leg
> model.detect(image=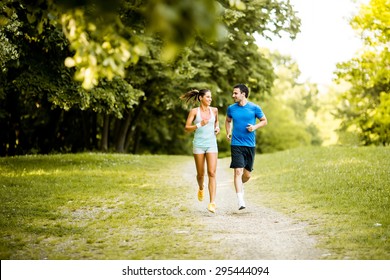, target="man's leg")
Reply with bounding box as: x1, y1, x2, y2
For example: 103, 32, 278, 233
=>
241, 147, 254, 196
242, 169, 251, 183
234, 167, 246, 210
